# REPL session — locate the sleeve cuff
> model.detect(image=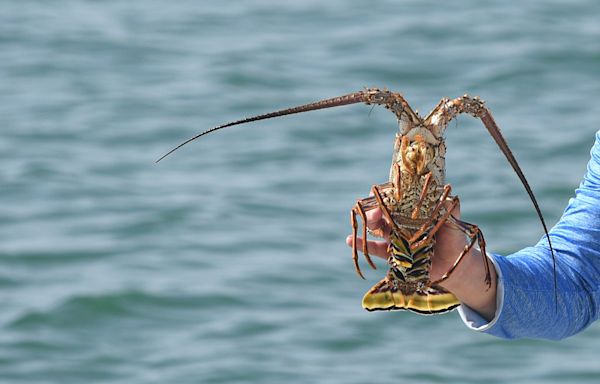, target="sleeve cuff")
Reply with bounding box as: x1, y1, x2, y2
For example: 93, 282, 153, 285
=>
457, 252, 505, 332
